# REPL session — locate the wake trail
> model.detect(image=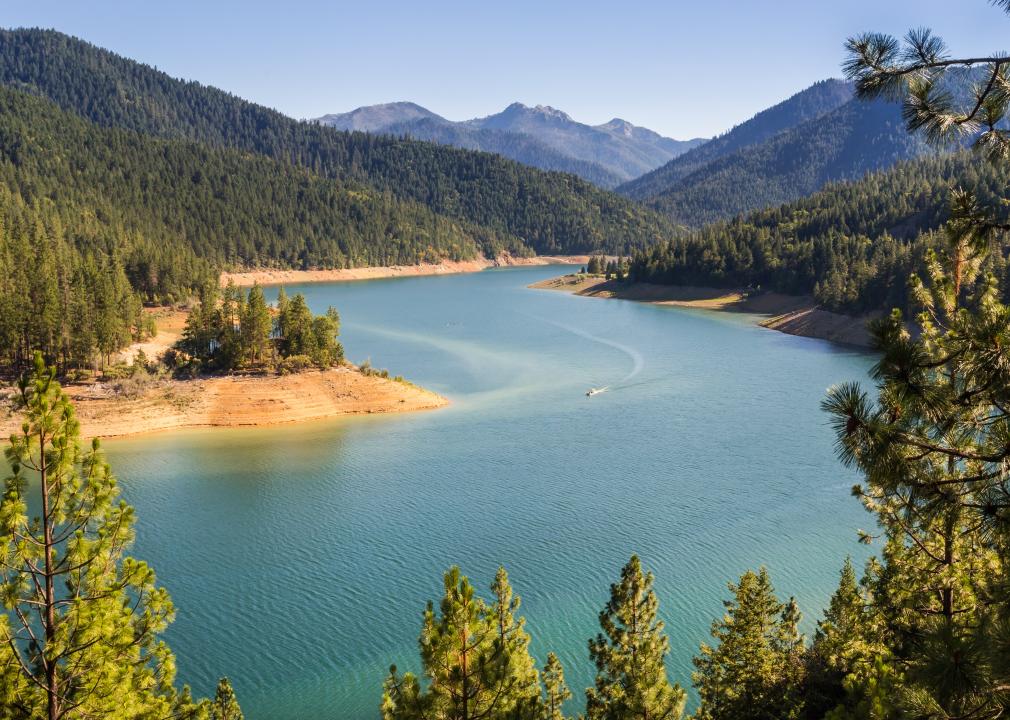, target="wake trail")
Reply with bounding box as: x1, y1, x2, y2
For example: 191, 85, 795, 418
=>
530, 315, 644, 385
